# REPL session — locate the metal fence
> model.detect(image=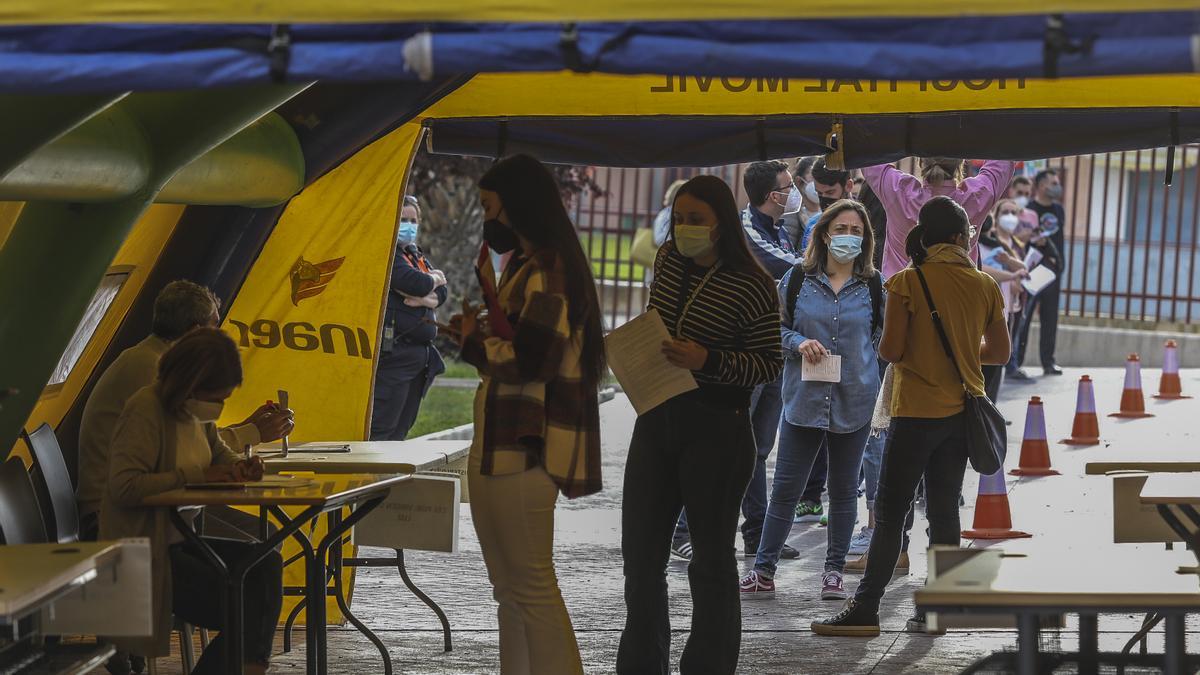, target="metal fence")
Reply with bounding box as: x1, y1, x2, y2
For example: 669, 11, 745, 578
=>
573, 147, 1200, 332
